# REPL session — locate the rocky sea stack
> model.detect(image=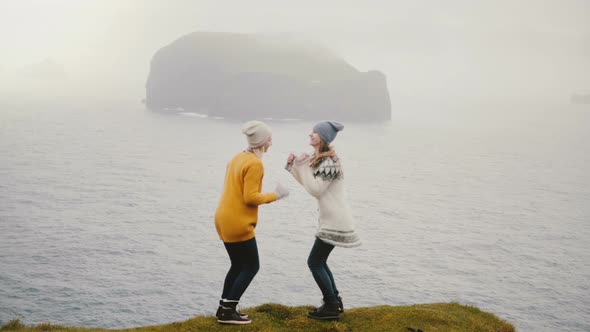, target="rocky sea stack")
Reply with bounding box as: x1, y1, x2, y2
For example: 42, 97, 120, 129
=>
145, 32, 391, 121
